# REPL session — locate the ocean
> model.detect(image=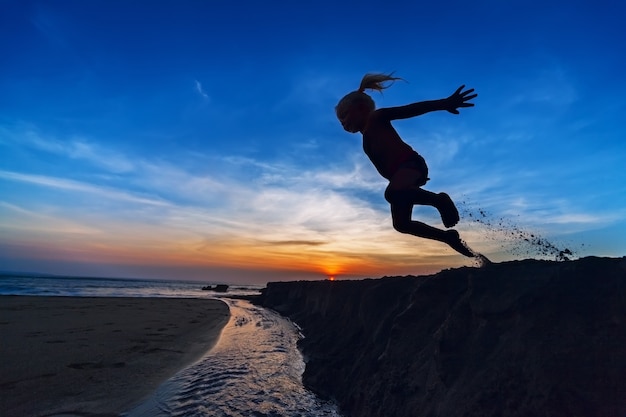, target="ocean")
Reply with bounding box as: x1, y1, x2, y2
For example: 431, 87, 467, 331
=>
0, 274, 342, 417
0, 273, 262, 298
